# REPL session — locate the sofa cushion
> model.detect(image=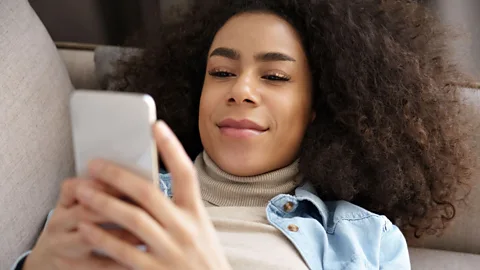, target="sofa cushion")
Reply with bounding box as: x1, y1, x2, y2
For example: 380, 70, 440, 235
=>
409, 247, 480, 270
0, 0, 74, 267
59, 48, 100, 90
